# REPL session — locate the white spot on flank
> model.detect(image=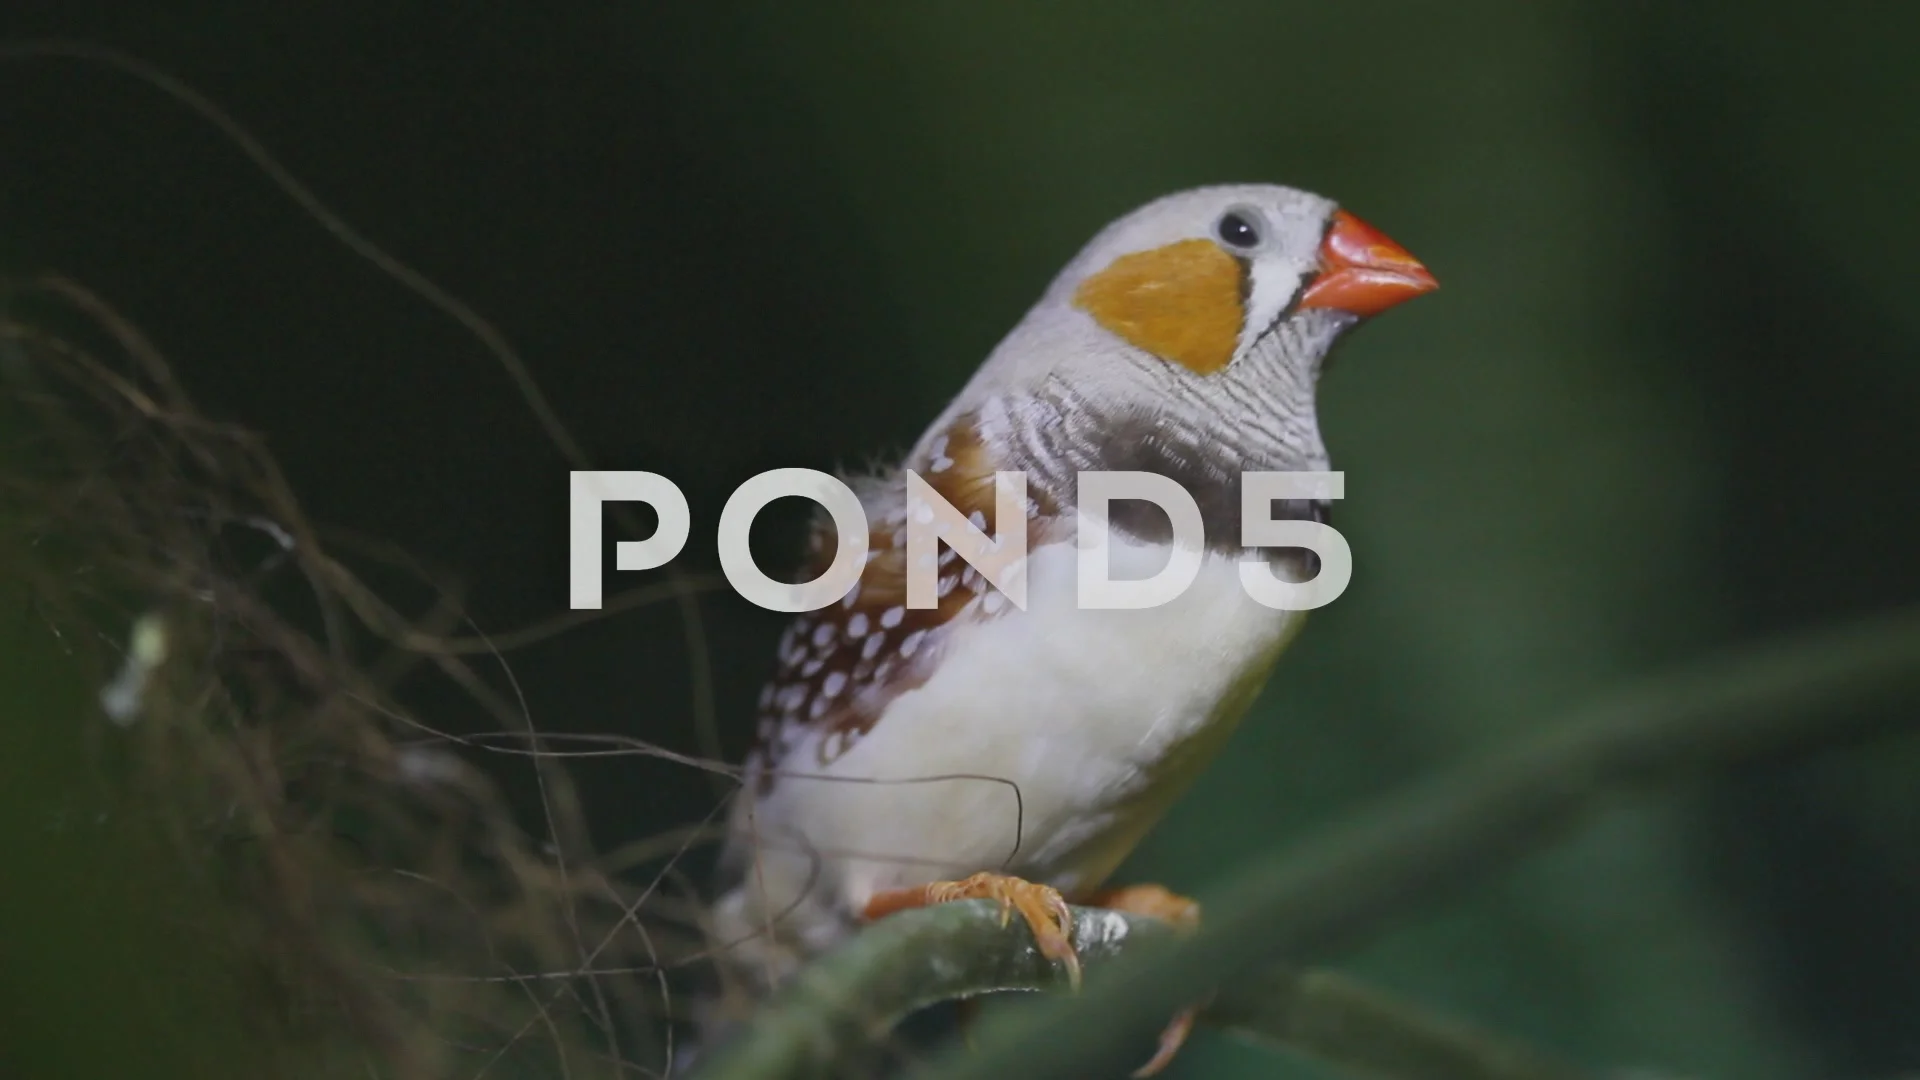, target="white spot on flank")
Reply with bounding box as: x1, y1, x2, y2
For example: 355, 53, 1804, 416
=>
809, 694, 831, 720
861, 633, 885, 660
811, 623, 835, 648
846, 612, 870, 638
969, 509, 987, 531
899, 629, 926, 658
801, 656, 825, 677
821, 671, 848, 699
982, 590, 1006, 615
880, 606, 904, 629
930, 455, 954, 473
